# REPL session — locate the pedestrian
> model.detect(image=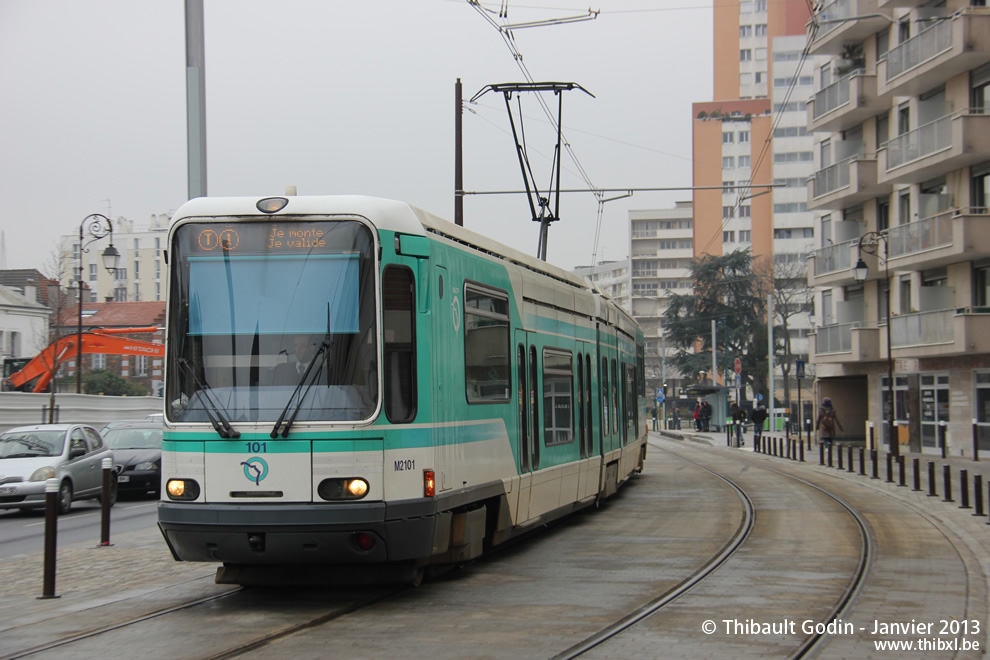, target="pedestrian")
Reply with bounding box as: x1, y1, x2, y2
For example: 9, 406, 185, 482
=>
651, 406, 658, 432
693, 402, 702, 431
730, 402, 744, 446
701, 401, 712, 432
672, 407, 681, 430
815, 397, 844, 450
750, 402, 768, 445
